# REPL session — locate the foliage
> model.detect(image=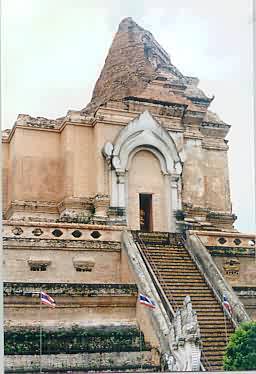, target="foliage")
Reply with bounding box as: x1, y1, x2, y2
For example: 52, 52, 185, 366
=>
224, 321, 256, 370
5, 325, 150, 355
